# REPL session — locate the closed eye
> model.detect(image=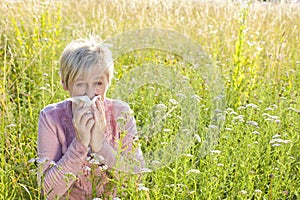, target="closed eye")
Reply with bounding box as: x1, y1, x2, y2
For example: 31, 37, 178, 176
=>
76, 83, 85, 87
